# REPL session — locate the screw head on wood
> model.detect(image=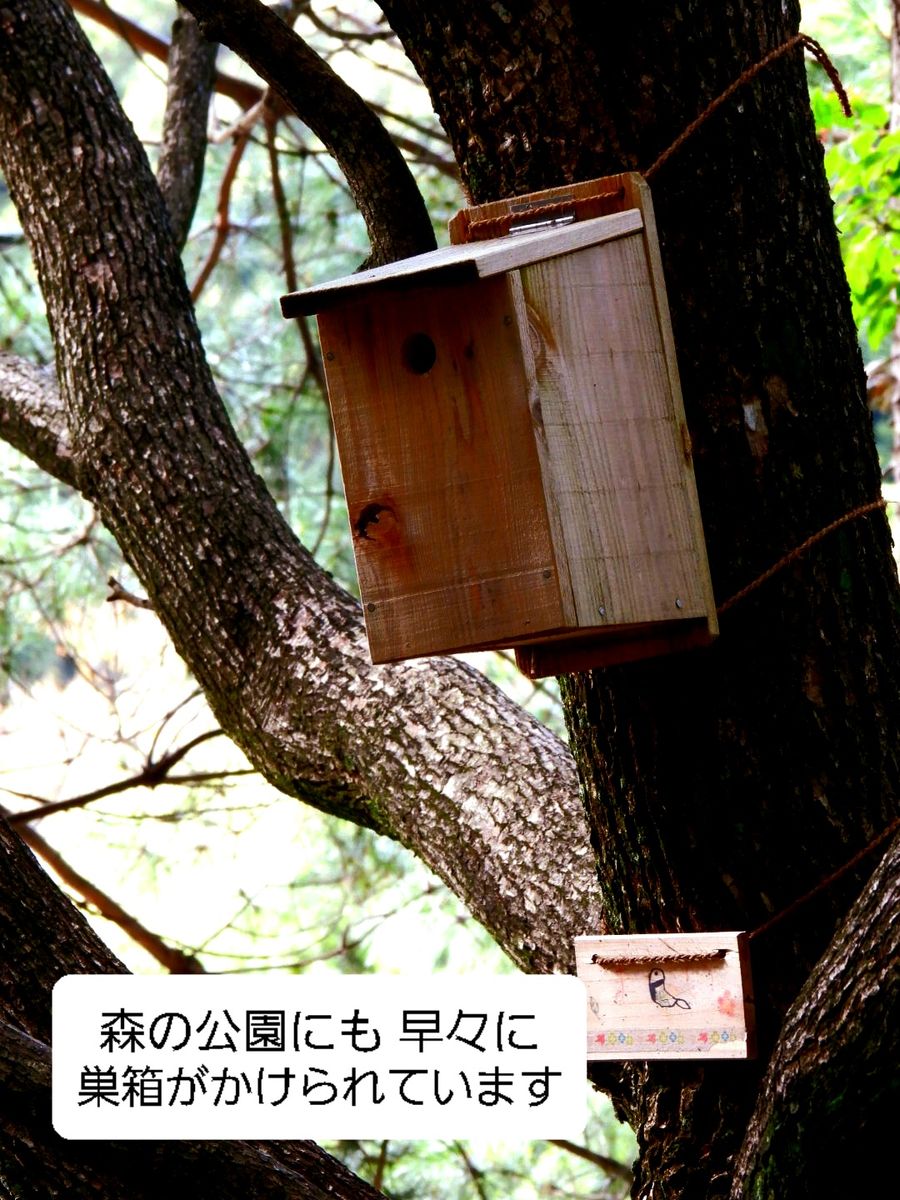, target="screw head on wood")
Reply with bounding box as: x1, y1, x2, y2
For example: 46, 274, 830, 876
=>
675, 598, 684, 609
